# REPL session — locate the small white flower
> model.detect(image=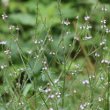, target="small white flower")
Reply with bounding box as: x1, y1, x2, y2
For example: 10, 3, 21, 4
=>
101, 20, 106, 24
101, 20, 107, 29
4, 49, 11, 55
42, 61, 47, 64
71, 72, 75, 75
18, 102, 24, 105
80, 104, 84, 110
0, 41, 7, 45
9, 25, 15, 30
74, 36, 79, 41
76, 16, 79, 19
44, 88, 51, 93
101, 25, 106, 29
86, 25, 92, 30
57, 95, 60, 98
38, 87, 43, 92
48, 94, 55, 99
36, 55, 39, 58
54, 79, 59, 83
98, 97, 103, 102
103, 46, 108, 50
84, 16, 90, 21
83, 35, 92, 40
0, 65, 7, 69
49, 108, 54, 110
95, 53, 100, 57
100, 39, 106, 46
82, 80, 89, 85
89, 75, 95, 79
27, 50, 32, 55
55, 92, 61, 98
42, 66, 48, 70
101, 7, 107, 11
2, 13, 8, 20
100, 76, 104, 80
106, 28, 110, 33
34, 40, 37, 44
80, 25, 86, 29
49, 52, 55, 55
101, 59, 110, 64
69, 44, 72, 47
17, 68, 24, 72
80, 102, 89, 110
40, 40, 44, 43
16, 26, 20, 31
66, 31, 69, 35
62, 19, 70, 25
73, 89, 77, 93
48, 36, 53, 42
